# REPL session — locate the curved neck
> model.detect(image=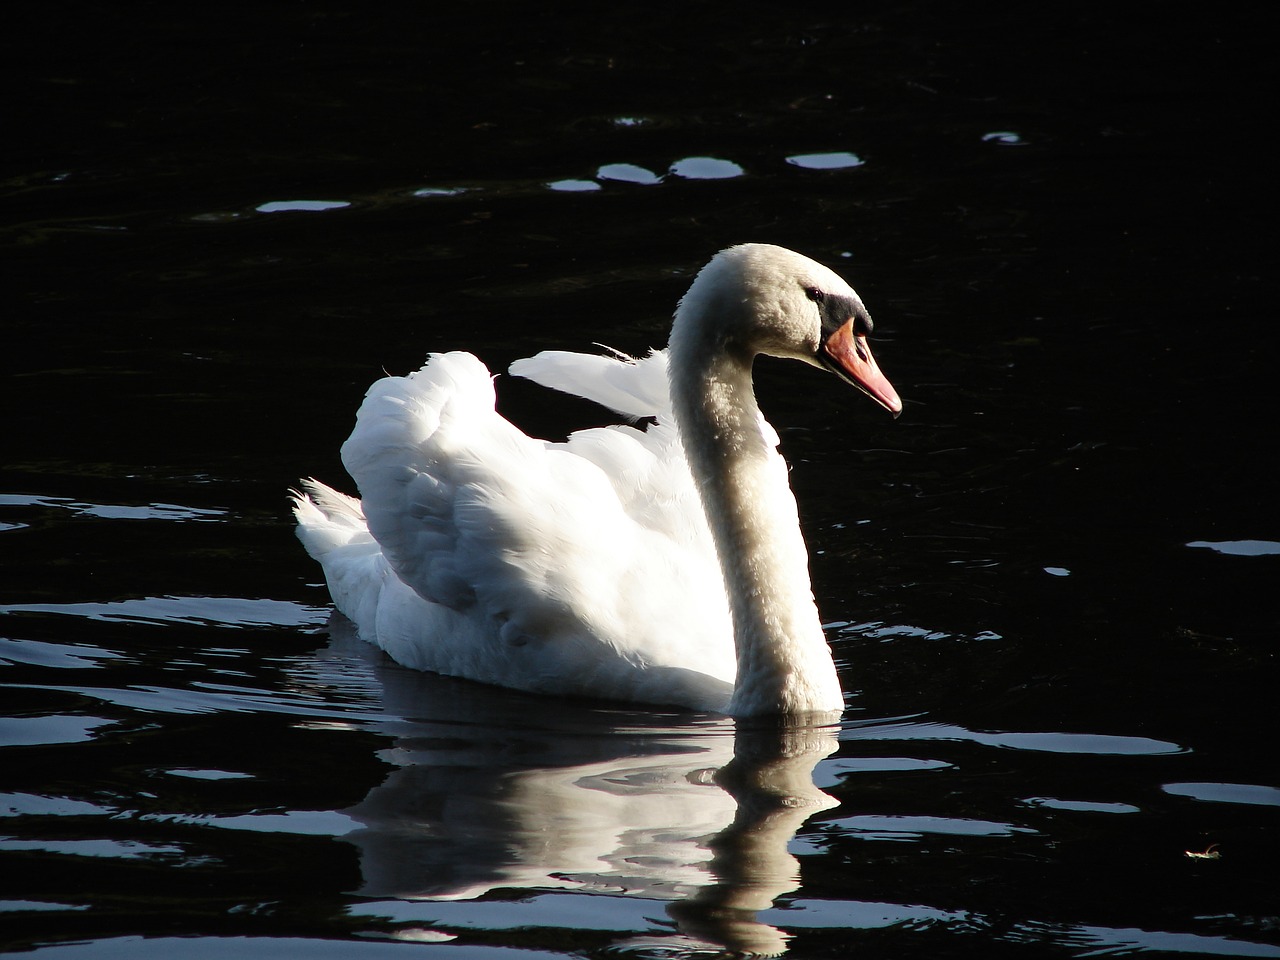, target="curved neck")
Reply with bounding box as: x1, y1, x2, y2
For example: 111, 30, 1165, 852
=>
668, 319, 843, 717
